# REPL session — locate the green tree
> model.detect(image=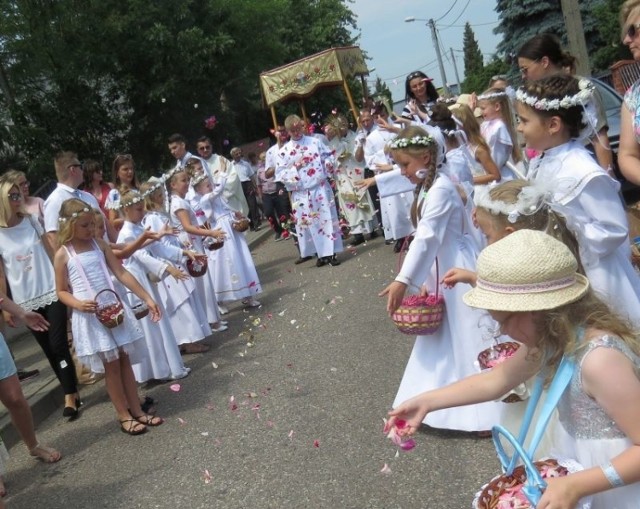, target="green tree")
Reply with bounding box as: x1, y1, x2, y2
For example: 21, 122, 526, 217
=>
494, 0, 605, 71
0, 0, 359, 189
463, 23, 484, 77
462, 57, 510, 94
591, 0, 632, 72
372, 77, 393, 107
